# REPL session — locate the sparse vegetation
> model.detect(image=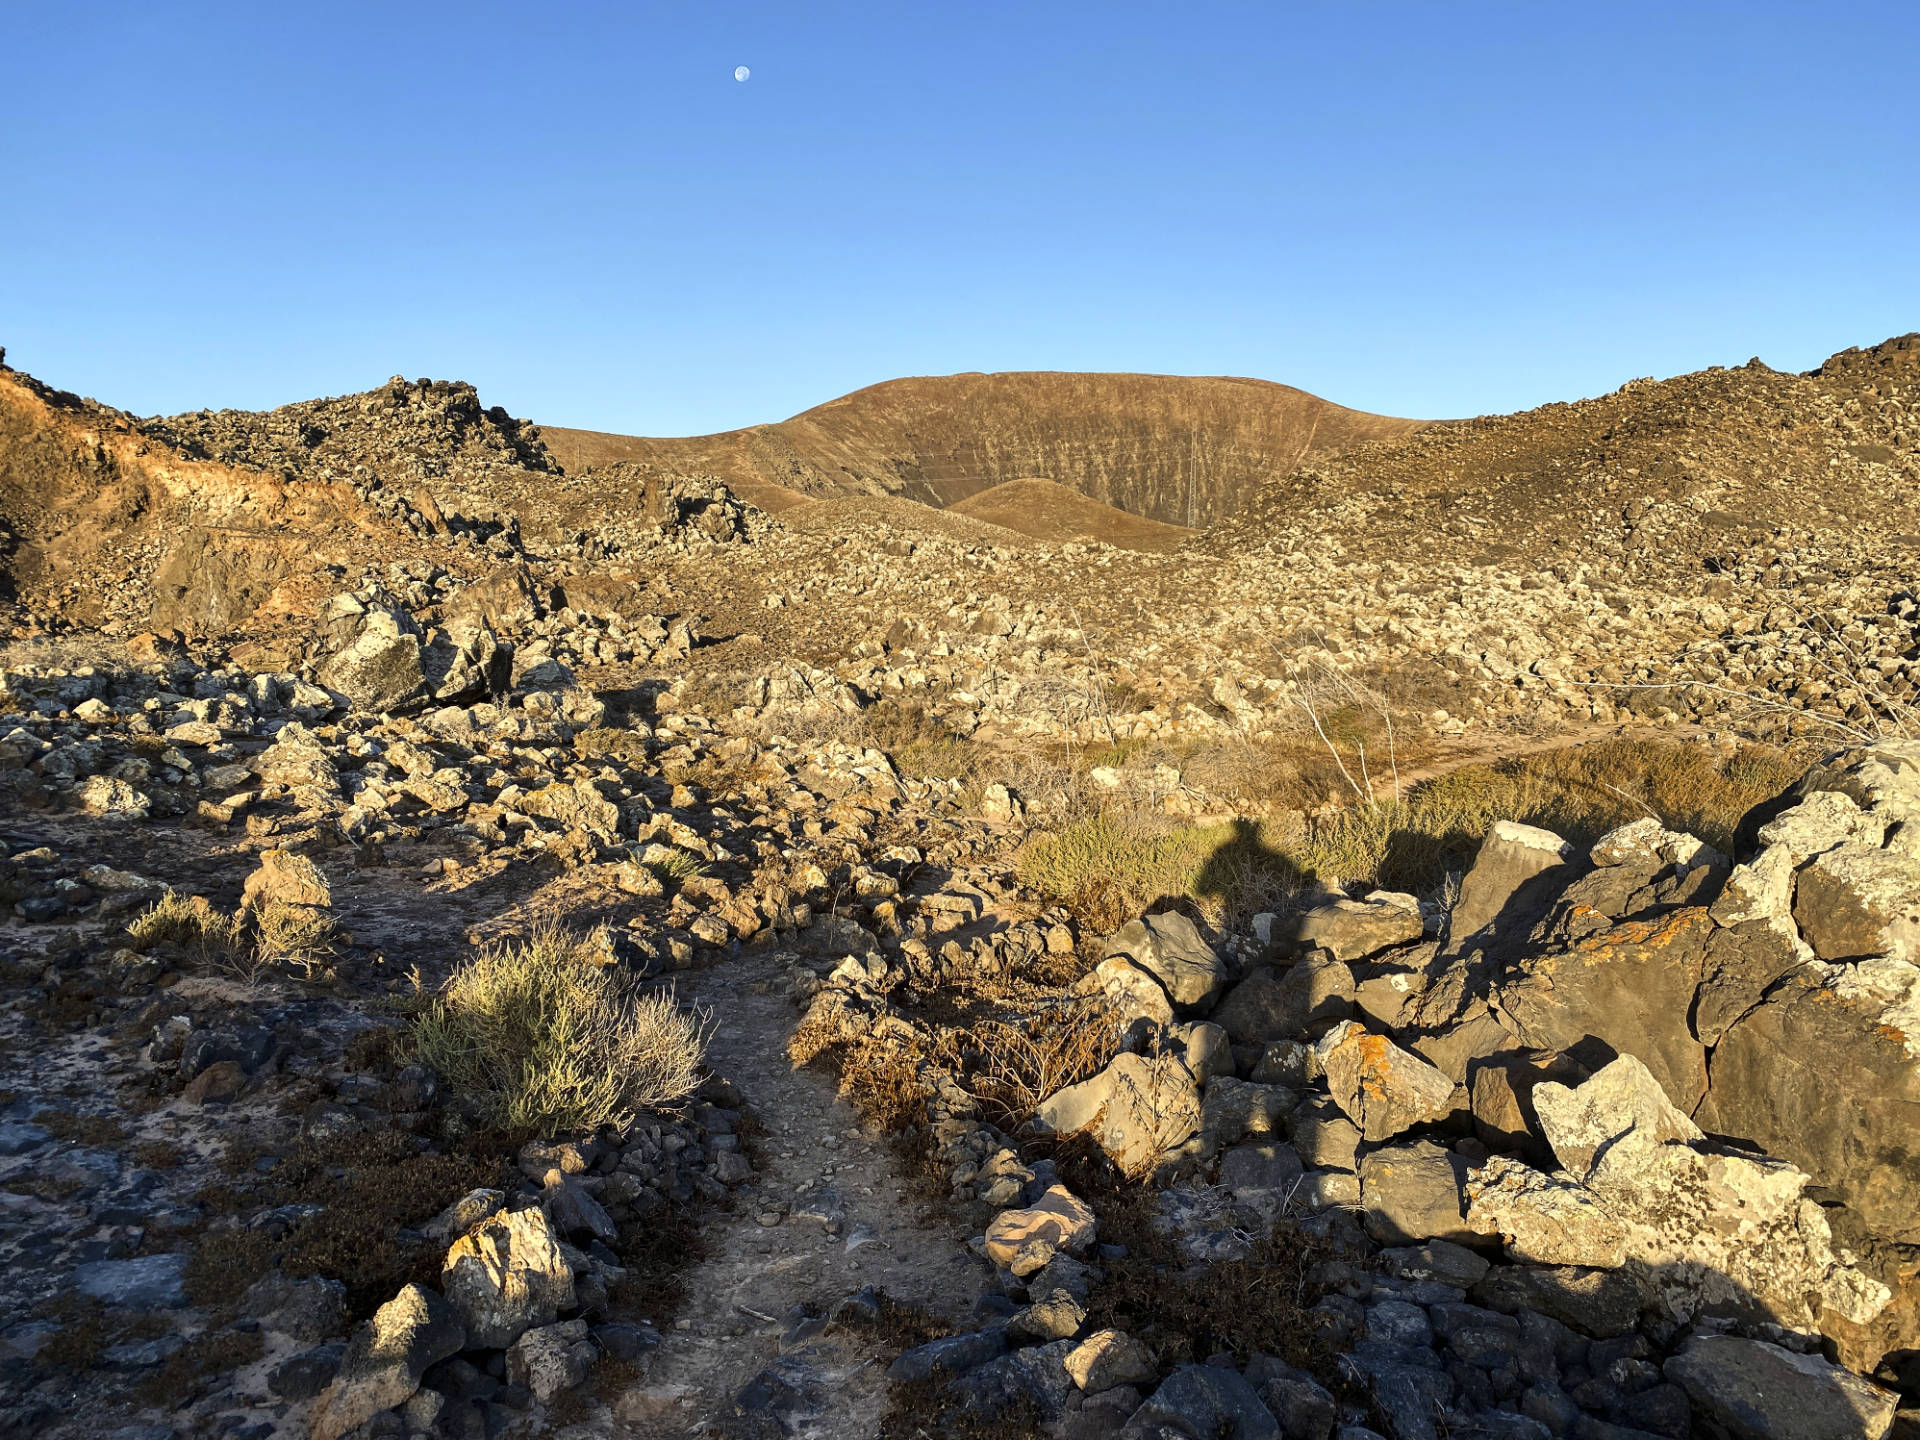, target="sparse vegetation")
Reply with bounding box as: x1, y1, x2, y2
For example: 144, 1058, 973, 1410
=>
127, 891, 338, 985
961, 1002, 1122, 1131
189, 1128, 507, 1315
640, 845, 709, 885
1017, 736, 1800, 917
126, 892, 246, 962
251, 897, 340, 979
412, 926, 709, 1136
